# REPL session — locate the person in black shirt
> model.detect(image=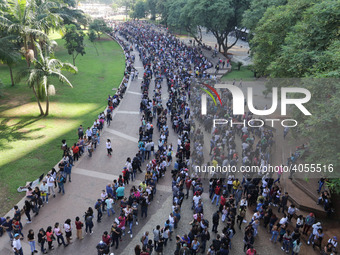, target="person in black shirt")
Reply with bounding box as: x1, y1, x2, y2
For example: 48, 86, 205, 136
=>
77, 125, 84, 139
2, 217, 13, 241
156, 237, 164, 254
24, 200, 32, 223
243, 232, 254, 252
278, 192, 289, 213
212, 234, 222, 251
110, 222, 121, 249
140, 194, 148, 218
37, 228, 48, 254
200, 228, 210, 253
27, 229, 38, 254
212, 211, 220, 233
14, 206, 21, 221
95, 199, 103, 222
96, 241, 109, 255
